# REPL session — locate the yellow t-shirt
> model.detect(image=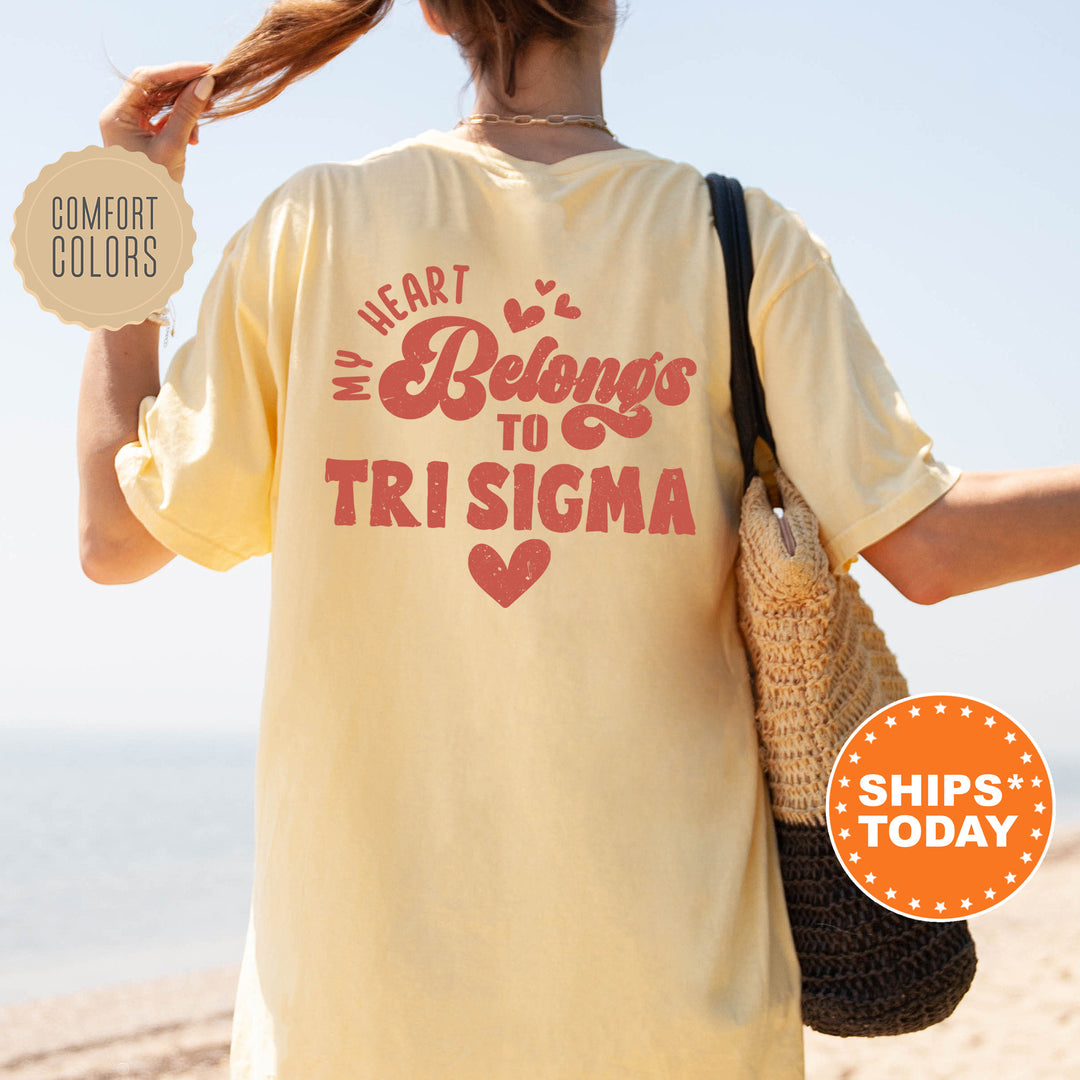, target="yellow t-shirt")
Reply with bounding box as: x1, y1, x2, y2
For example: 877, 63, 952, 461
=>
116, 130, 959, 1080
